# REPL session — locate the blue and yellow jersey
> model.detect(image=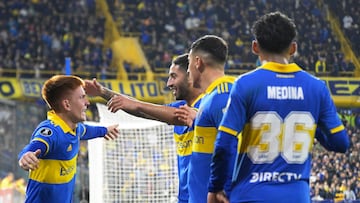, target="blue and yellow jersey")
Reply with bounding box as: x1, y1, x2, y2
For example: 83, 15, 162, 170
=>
210, 62, 347, 203
20, 110, 107, 203
167, 94, 202, 203
188, 75, 235, 203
